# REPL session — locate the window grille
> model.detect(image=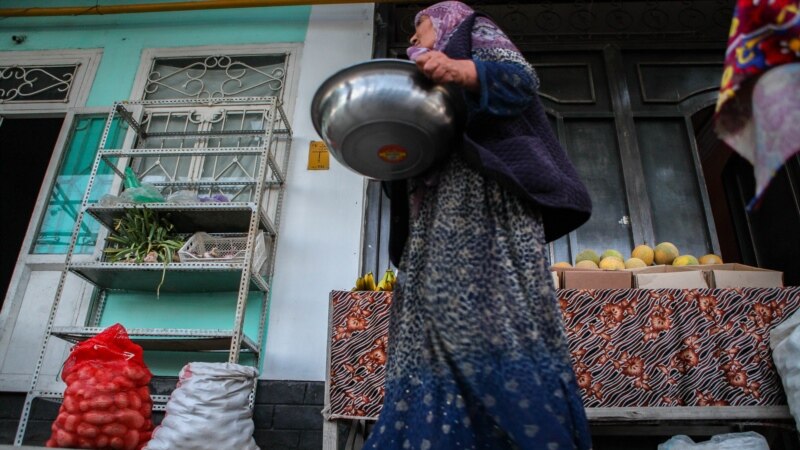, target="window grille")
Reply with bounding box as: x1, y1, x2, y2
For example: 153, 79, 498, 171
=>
0, 65, 79, 103
143, 55, 287, 100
